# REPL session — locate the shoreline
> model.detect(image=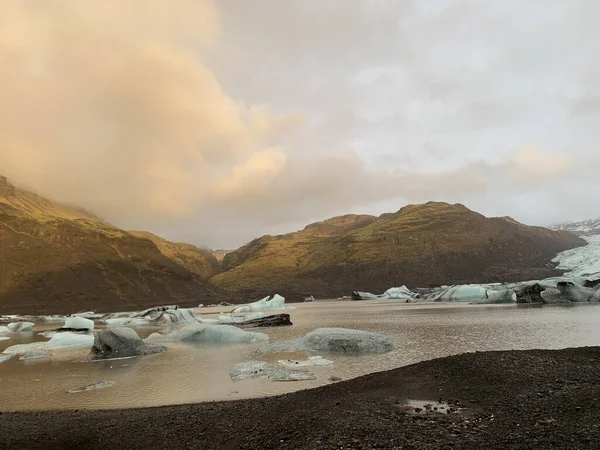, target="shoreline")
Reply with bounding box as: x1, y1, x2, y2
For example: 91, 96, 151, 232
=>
2, 347, 600, 449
